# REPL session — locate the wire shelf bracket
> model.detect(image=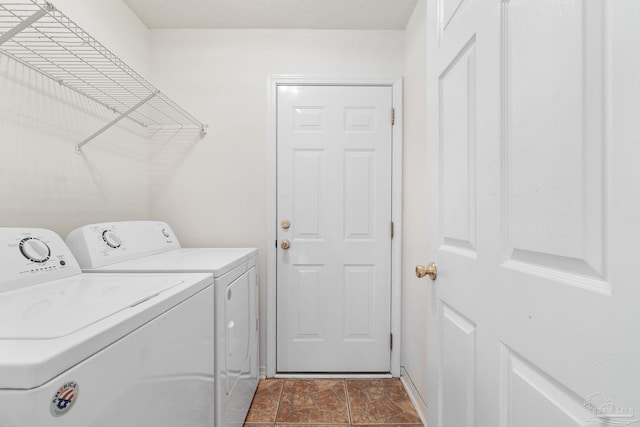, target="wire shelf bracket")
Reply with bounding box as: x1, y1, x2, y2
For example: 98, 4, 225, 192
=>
0, 1, 208, 152
76, 91, 158, 154
0, 2, 50, 46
